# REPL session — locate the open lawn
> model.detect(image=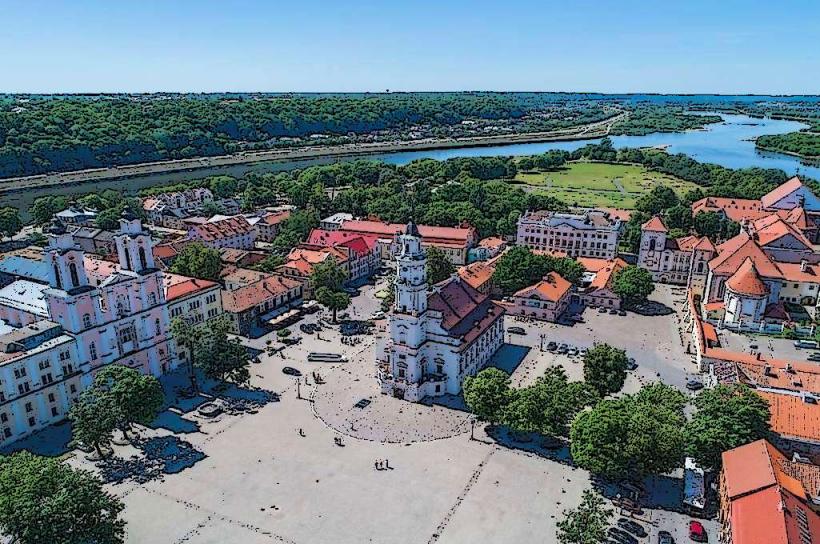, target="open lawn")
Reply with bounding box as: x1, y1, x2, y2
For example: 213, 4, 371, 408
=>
515, 161, 701, 209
